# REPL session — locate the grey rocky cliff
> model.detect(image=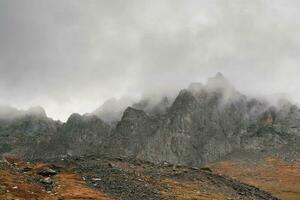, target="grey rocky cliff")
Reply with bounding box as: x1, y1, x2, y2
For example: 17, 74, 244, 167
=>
27, 113, 111, 158
0, 109, 111, 159
0, 73, 299, 167
126, 84, 247, 165
102, 107, 159, 158
0, 107, 60, 157
102, 73, 300, 166
60, 113, 111, 156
